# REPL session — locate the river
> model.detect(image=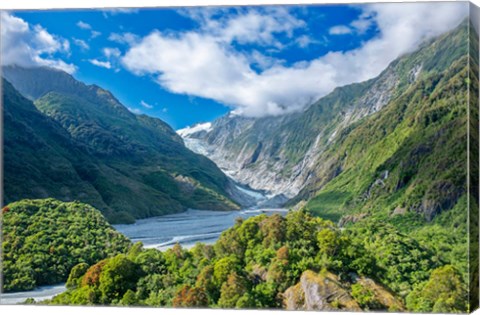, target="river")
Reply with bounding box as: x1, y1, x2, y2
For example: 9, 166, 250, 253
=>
1, 207, 287, 304
1, 284, 66, 305
113, 208, 288, 251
